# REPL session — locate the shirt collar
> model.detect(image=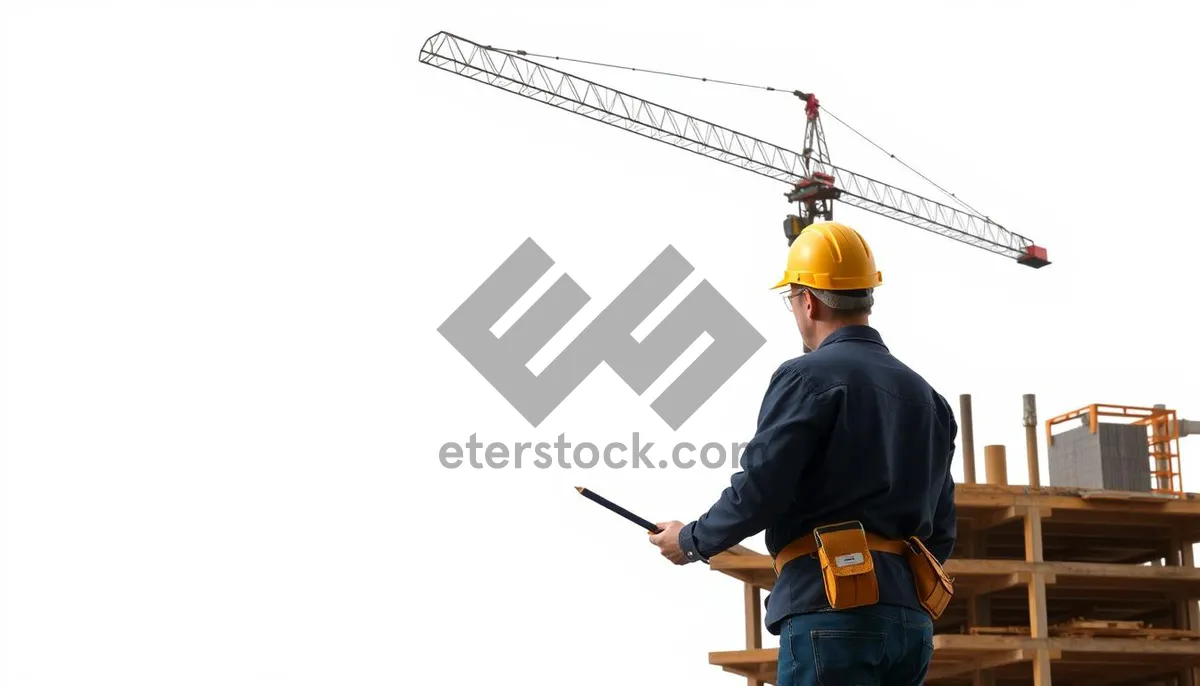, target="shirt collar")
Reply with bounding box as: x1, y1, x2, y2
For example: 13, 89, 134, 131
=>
817, 324, 888, 351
